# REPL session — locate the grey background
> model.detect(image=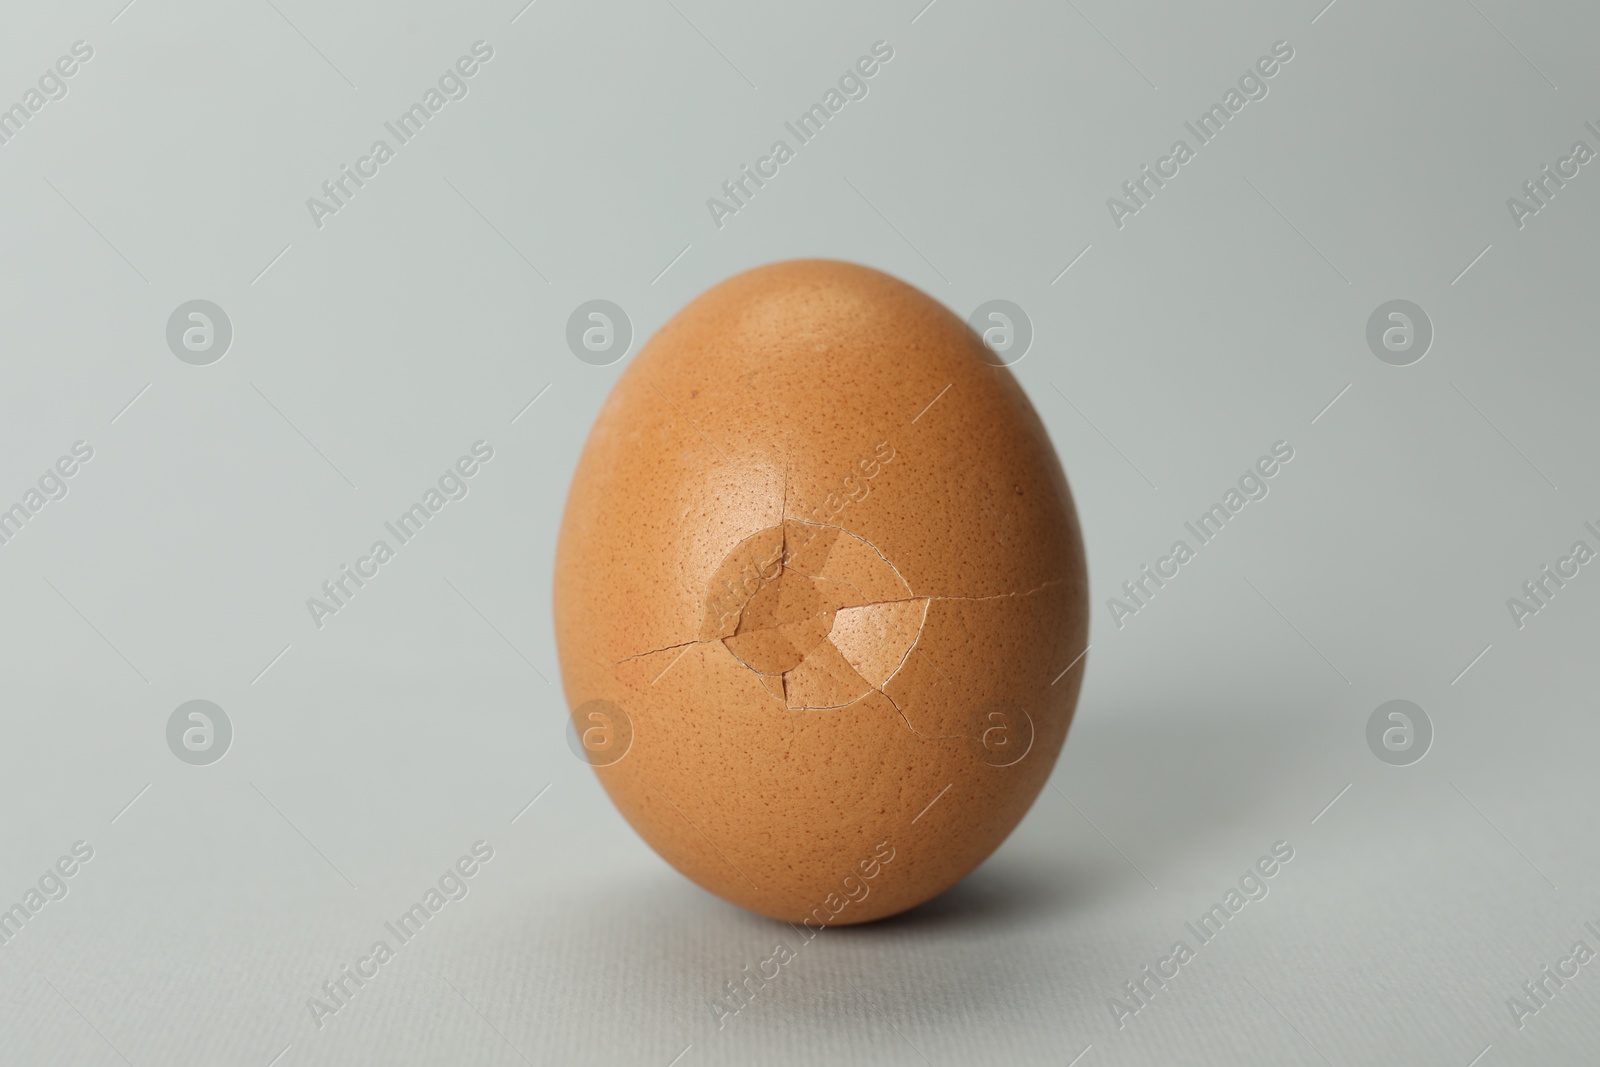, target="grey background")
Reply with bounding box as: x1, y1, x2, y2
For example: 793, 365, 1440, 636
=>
1, 0, 1597, 1063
